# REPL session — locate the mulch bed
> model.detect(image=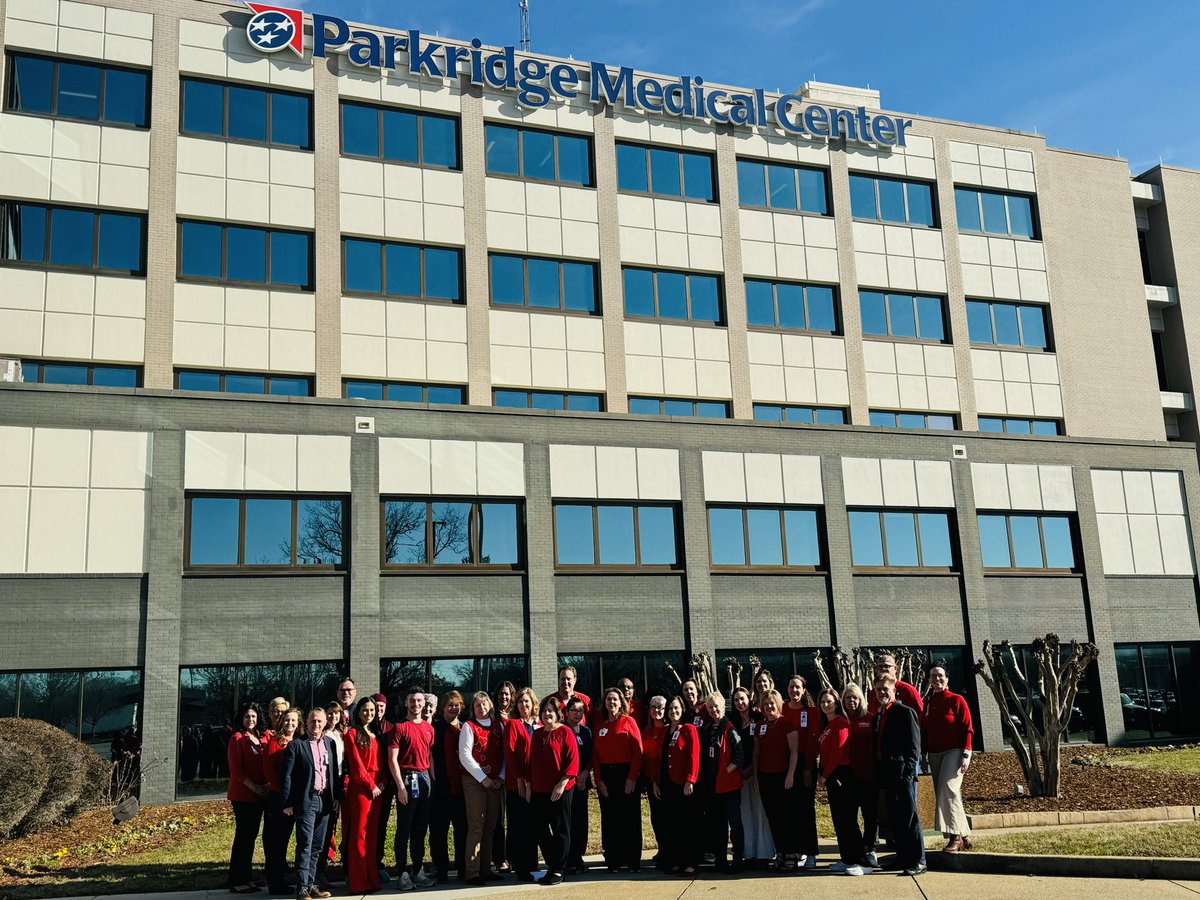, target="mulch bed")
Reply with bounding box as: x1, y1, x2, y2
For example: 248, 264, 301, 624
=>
964, 748, 1200, 813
